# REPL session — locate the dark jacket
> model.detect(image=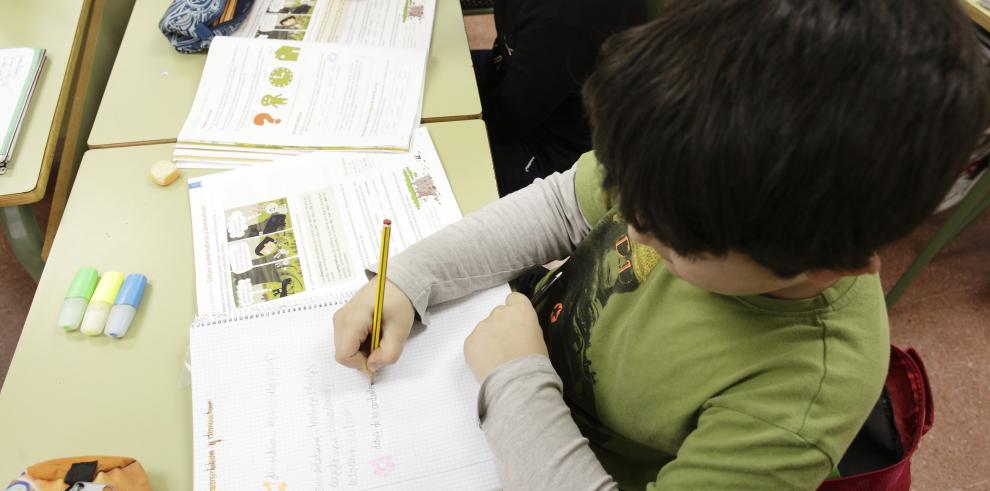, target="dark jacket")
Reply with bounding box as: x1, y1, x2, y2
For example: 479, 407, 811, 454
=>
486, 0, 647, 172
